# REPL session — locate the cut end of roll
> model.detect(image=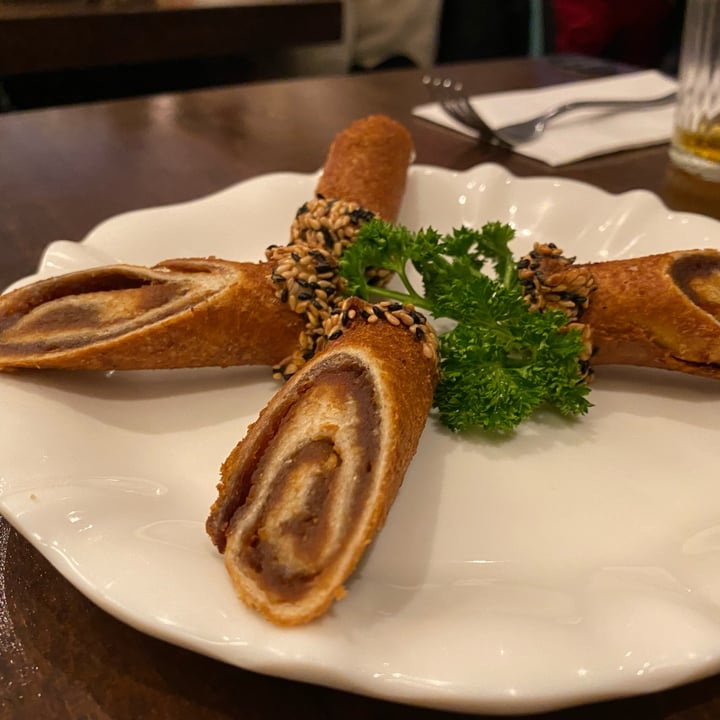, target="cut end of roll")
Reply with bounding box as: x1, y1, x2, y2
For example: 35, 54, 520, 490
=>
0, 258, 304, 370
519, 243, 720, 380
206, 298, 438, 625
